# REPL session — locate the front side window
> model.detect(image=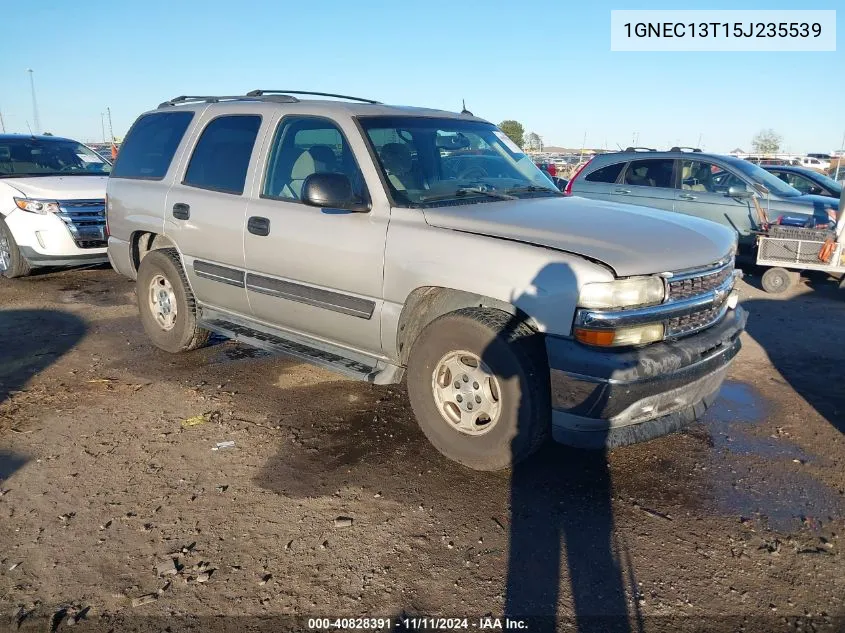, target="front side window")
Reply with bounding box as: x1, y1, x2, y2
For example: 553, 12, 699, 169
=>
680, 160, 732, 193
585, 162, 624, 183
183, 115, 261, 194
358, 116, 559, 207
0, 137, 111, 178
263, 116, 366, 202
111, 112, 193, 180
623, 159, 674, 188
